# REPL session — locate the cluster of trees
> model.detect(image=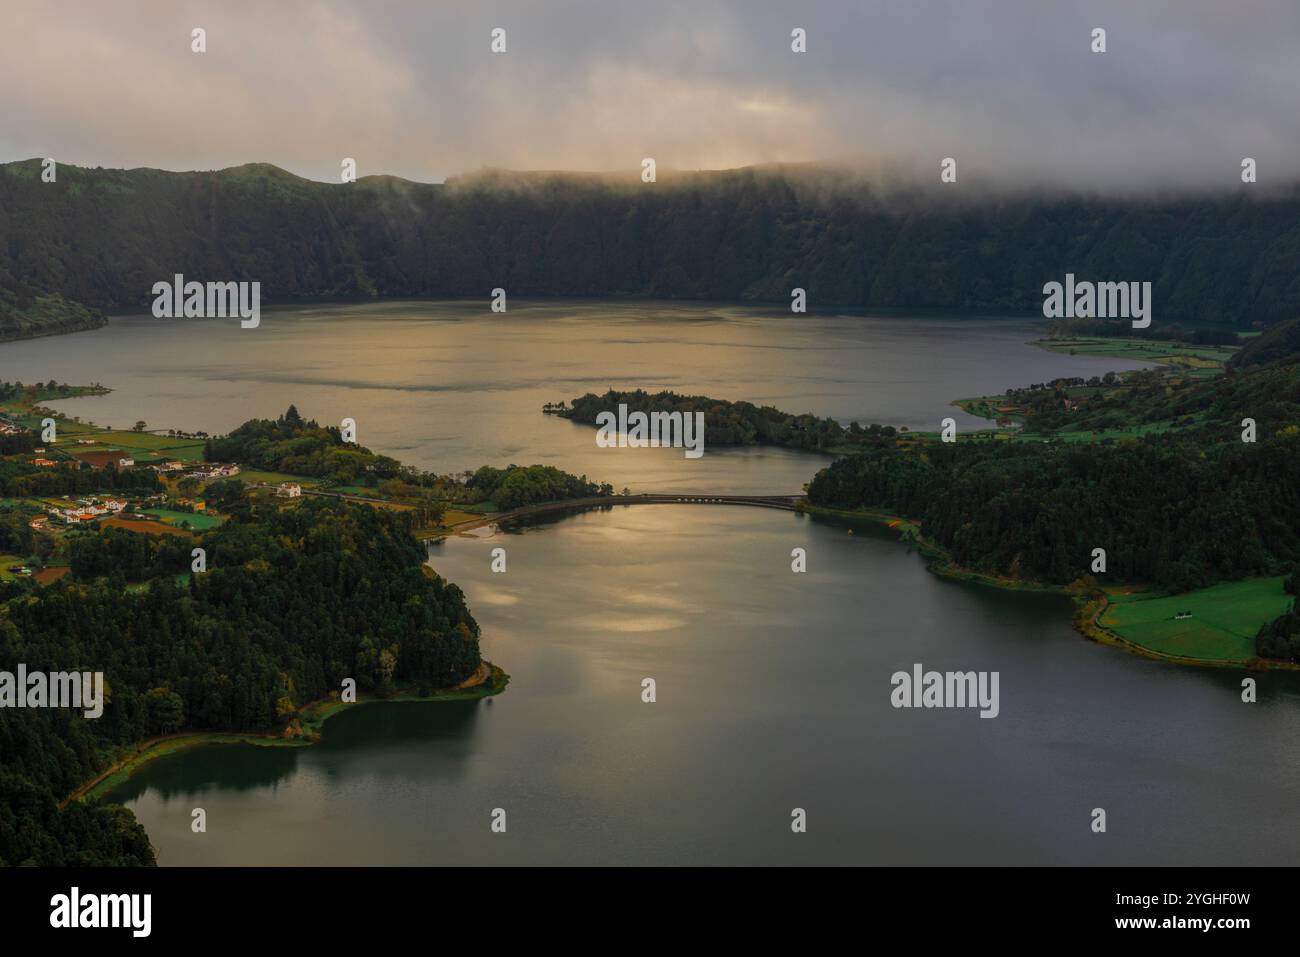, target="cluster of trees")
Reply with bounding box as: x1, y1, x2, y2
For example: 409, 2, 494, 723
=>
1256, 568, 1300, 662
0, 378, 75, 400
0, 497, 483, 865
0, 458, 163, 498
1230, 317, 1300, 369
5, 160, 1300, 327
465, 464, 609, 509
809, 334, 1300, 598
0, 509, 54, 560
998, 375, 1129, 431
0, 432, 36, 456
209, 406, 607, 511
561, 389, 898, 453
206, 405, 406, 483
65, 526, 193, 581
808, 429, 1300, 592
0, 273, 106, 342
